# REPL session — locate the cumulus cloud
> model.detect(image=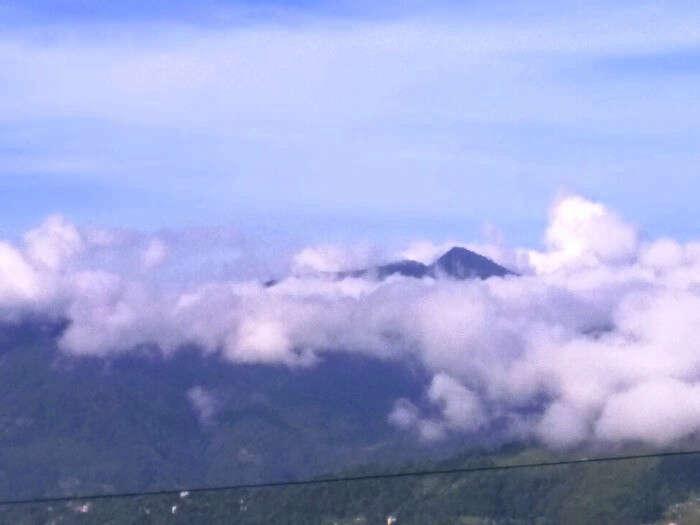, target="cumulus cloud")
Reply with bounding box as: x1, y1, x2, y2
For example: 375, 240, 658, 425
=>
428, 374, 486, 432
0, 214, 83, 316
594, 379, 700, 446
3, 195, 700, 449
24, 215, 83, 270
0, 241, 40, 310
390, 373, 487, 442
527, 195, 639, 273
